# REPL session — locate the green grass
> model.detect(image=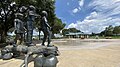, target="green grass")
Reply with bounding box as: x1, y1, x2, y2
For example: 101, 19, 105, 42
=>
111, 36, 120, 39
89, 36, 120, 39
